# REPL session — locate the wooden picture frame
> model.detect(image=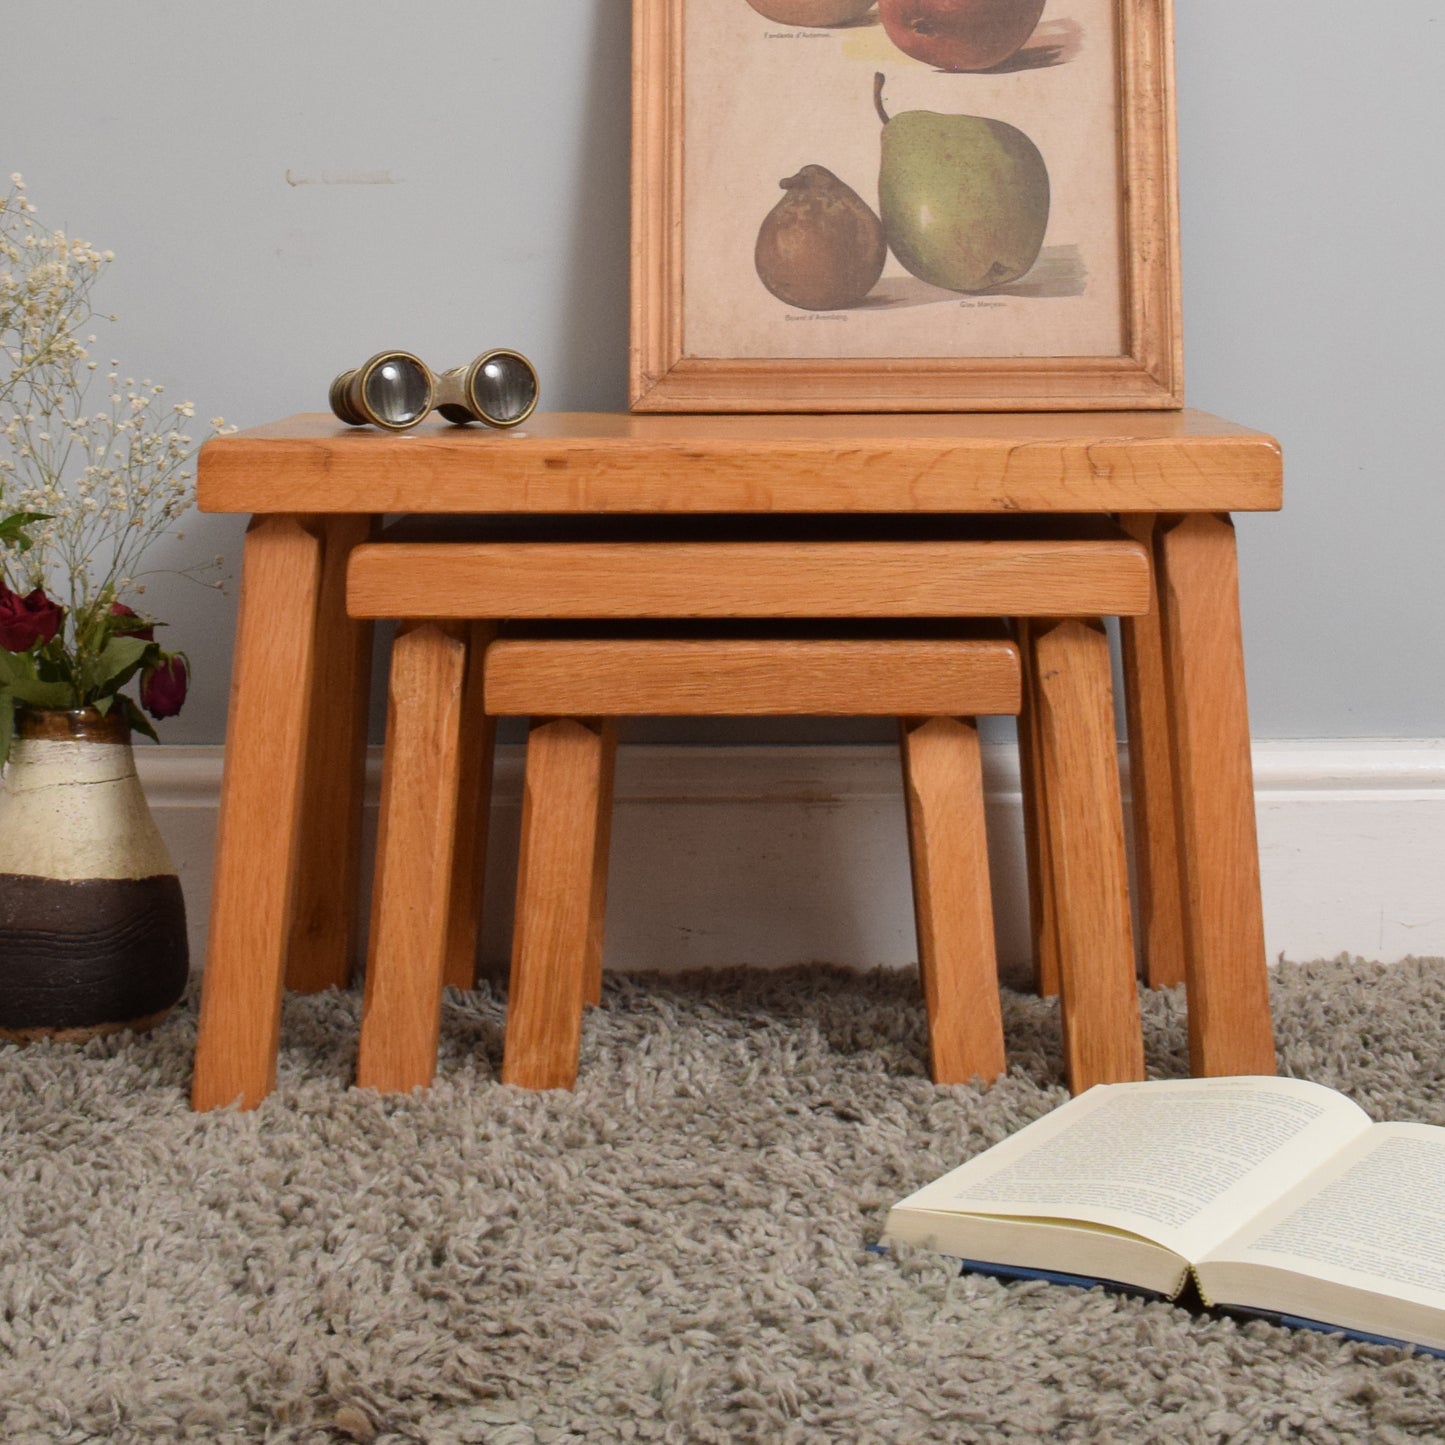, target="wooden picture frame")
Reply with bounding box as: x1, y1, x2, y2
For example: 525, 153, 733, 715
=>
630, 0, 1181, 413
